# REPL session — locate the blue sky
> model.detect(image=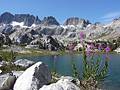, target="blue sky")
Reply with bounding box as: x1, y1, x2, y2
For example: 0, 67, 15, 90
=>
0, 0, 120, 24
